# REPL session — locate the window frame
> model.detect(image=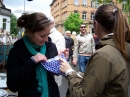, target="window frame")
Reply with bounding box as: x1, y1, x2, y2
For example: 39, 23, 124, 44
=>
3, 18, 7, 30
74, 0, 79, 6
91, 13, 95, 20
82, 11, 87, 20
83, 0, 87, 7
